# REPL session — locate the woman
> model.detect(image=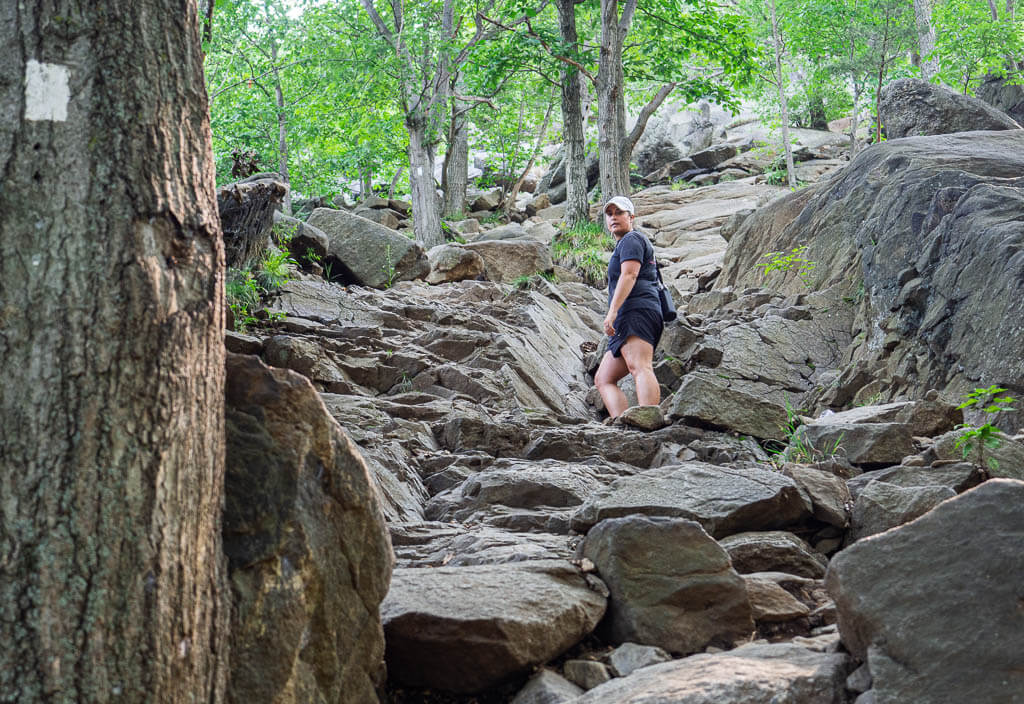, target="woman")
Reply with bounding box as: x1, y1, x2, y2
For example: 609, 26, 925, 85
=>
594, 195, 663, 419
